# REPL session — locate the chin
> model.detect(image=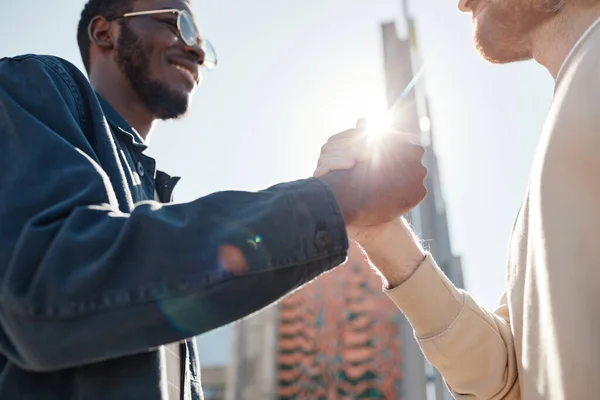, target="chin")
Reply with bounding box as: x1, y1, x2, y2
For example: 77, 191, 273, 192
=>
156, 103, 191, 120
171, 81, 197, 96
476, 44, 531, 64
473, 28, 532, 64
152, 93, 191, 120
